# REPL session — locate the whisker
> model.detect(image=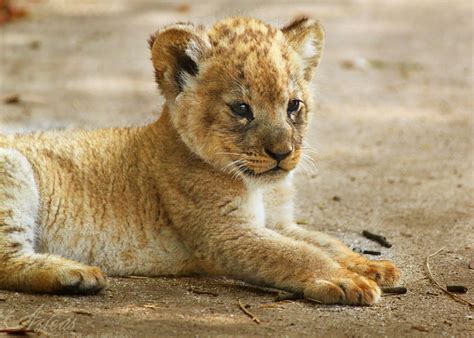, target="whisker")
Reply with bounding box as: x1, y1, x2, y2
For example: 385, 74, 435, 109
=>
297, 153, 318, 176
222, 159, 242, 176
216, 152, 243, 156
